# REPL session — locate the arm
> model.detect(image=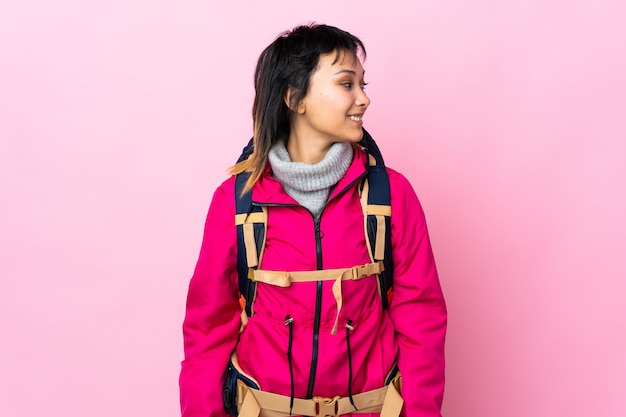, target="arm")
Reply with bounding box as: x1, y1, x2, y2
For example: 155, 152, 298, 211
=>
388, 170, 447, 417
180, 183, 242, 417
